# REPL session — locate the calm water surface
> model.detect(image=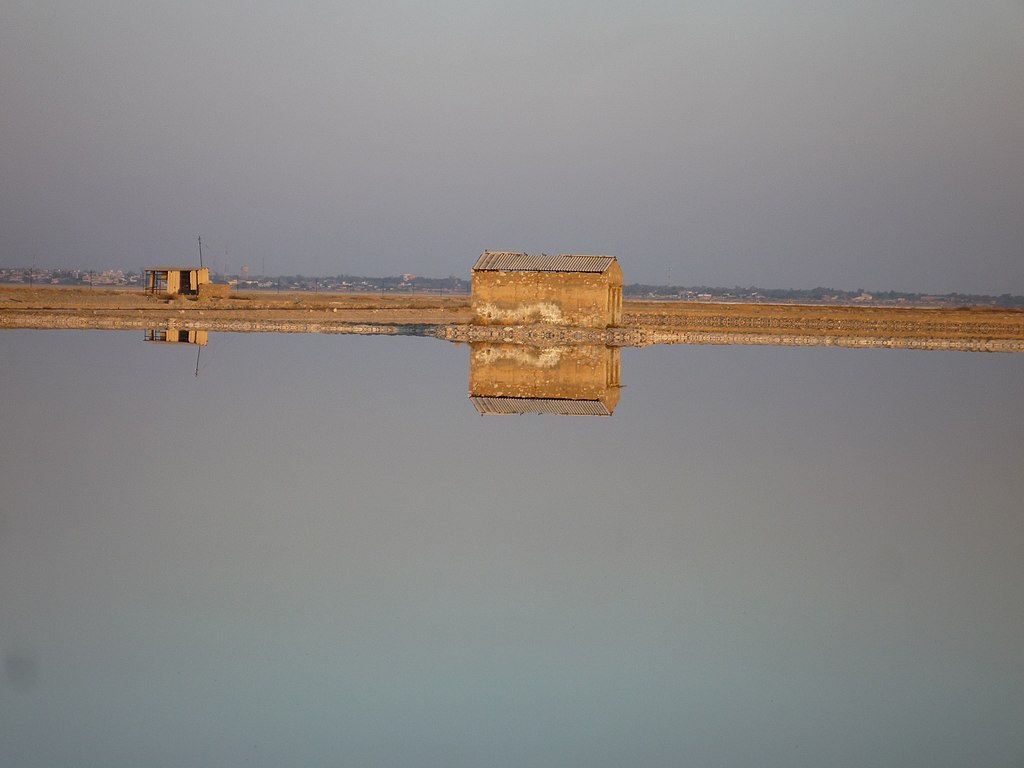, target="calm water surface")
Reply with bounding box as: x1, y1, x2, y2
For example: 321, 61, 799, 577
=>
2, 330, 1022, 767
